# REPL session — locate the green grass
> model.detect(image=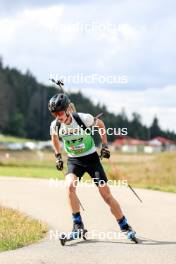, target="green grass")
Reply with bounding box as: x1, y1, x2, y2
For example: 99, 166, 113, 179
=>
0, 166, 65, 179
0, 135, 37, 143
0, 150, 176, 193
104, 152, 176, 193
0, 206, 47, 252
0, 150, 65, 179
